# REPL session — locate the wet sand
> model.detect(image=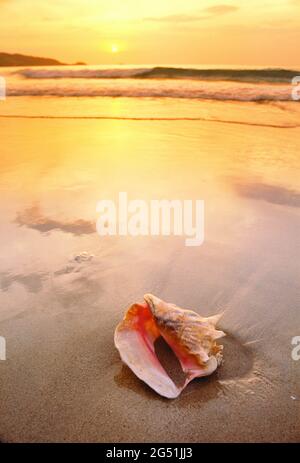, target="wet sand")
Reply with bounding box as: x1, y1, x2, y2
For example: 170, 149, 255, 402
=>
0, 99, 299, 442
